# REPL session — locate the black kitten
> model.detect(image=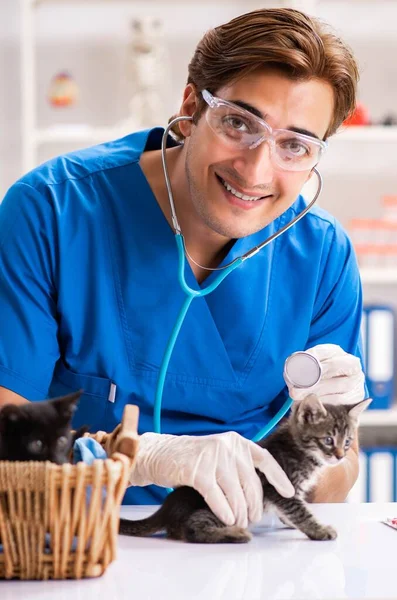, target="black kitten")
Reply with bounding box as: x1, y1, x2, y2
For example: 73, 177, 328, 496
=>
0, 390, 85, 464
119, 395, 371, 543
